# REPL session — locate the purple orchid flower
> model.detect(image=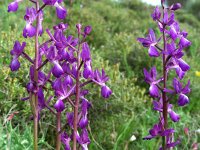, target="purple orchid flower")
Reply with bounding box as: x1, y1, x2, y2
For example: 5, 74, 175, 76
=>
10, 41, 26, 71
169, 22, 191, 48
43, 45, 64, 78
77, 129, 91, 150
78, 98, 91, 129
159, 139, 181, 150
165, 78, 190, 106
165, 41, 190, 79
137, 29, 160, 57
143, 119, 175, 140
92, 69, 112, 98
43, 0, 67, 19
61, 132, 71, 150
153, 100, 180, 122
23, 7, 37, 38
152, 6, 161, 21
143, 67, 162, 98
